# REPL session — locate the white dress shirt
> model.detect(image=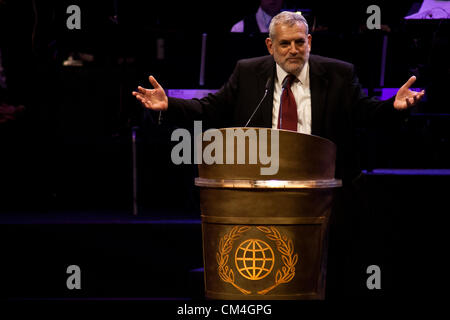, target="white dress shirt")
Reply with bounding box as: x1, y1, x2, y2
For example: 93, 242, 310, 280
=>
271, 62, 312, 134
